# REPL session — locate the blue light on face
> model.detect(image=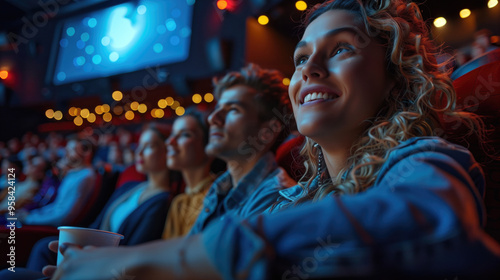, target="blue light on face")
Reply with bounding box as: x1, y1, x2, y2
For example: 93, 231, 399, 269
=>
137, 5, 147, 15
81, 32, 90, 42
109, 52, 119, 62
66, 27, 75, 36
153, 43, 163, 53
57, 72, 66, 81
88, 18, 97, 28
170, 36, 180, 46
60, 38, 69, 48
166, 18, 176, 31
76, 40, 85, 49
101, 36, 111, 46
85, 45, 95, 54
92, 55, 102, 64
